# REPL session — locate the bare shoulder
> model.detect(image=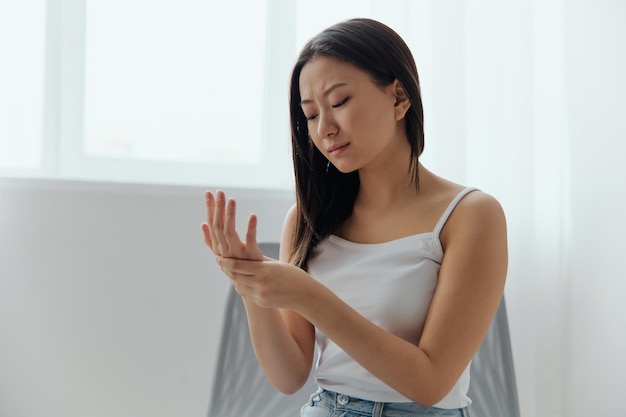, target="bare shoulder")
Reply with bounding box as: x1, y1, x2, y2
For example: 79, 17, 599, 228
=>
457, 190, 506, 222
440, 189, 507, 249
279, 203, 298, 261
